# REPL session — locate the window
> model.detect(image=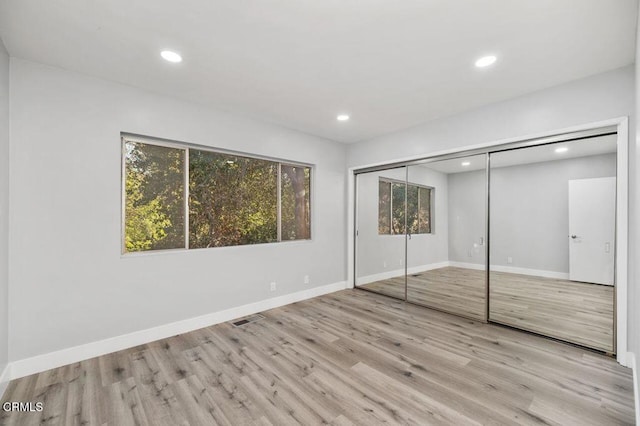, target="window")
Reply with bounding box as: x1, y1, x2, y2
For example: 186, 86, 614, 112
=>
280, 164, 311, 240
378, 178, 432, 235
123, 136, 311, 253
124, 141, 185, 252
189, 150, 278, 248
